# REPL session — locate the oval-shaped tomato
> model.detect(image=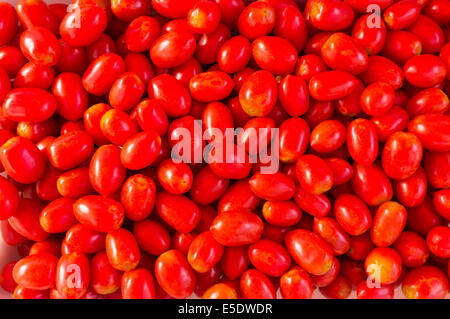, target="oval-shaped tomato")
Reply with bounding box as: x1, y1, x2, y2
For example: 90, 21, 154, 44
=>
240, 269, 276, 299
309, 71, 359, 101
13, 253, 58, 290
109, 72, 145, 111
91, 251, 122, 295
106, 228, 140, 271
252, 36, 297, 75
402, 266, 449, 299
304, 0, 354, 31
210, 210, 263, 246
82, 53, 126, 96
285, 229, 334, 276
120, 131, 161, 170
371, 201, 407, 247
73, 195, 124, 233
156, 192, 201, 233
55, 252, 90, 299
237, 1, 276, 40
365, 247, 402, 285
408, 114, 450, 152
334, 194, 372, 236
3, 88, 57, 123
60, 5, 107, 47
296, 155, 334, 195
0, 176, 20, 220
47, 131, 94, 170
351, 163, 393, 206
149, 74, 192, 117
122, 268, 156, 299
39, 198, 76, 234
239, 70, 277, 117
150, 31, 196, 68
0, 136, 46, 184
155, 249, 196, 299
189, 71, 234, 102
217, 36, 251, 73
